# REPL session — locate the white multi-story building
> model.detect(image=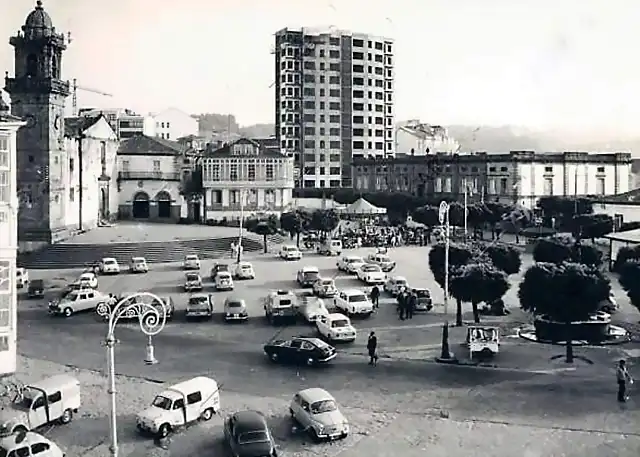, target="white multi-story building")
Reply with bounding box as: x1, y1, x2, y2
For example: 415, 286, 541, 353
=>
79, 108, 155, 139
395, 121, 460, 155
153, 108, 198, 141
274, 27, 395, 189
0, 101, 25, 377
